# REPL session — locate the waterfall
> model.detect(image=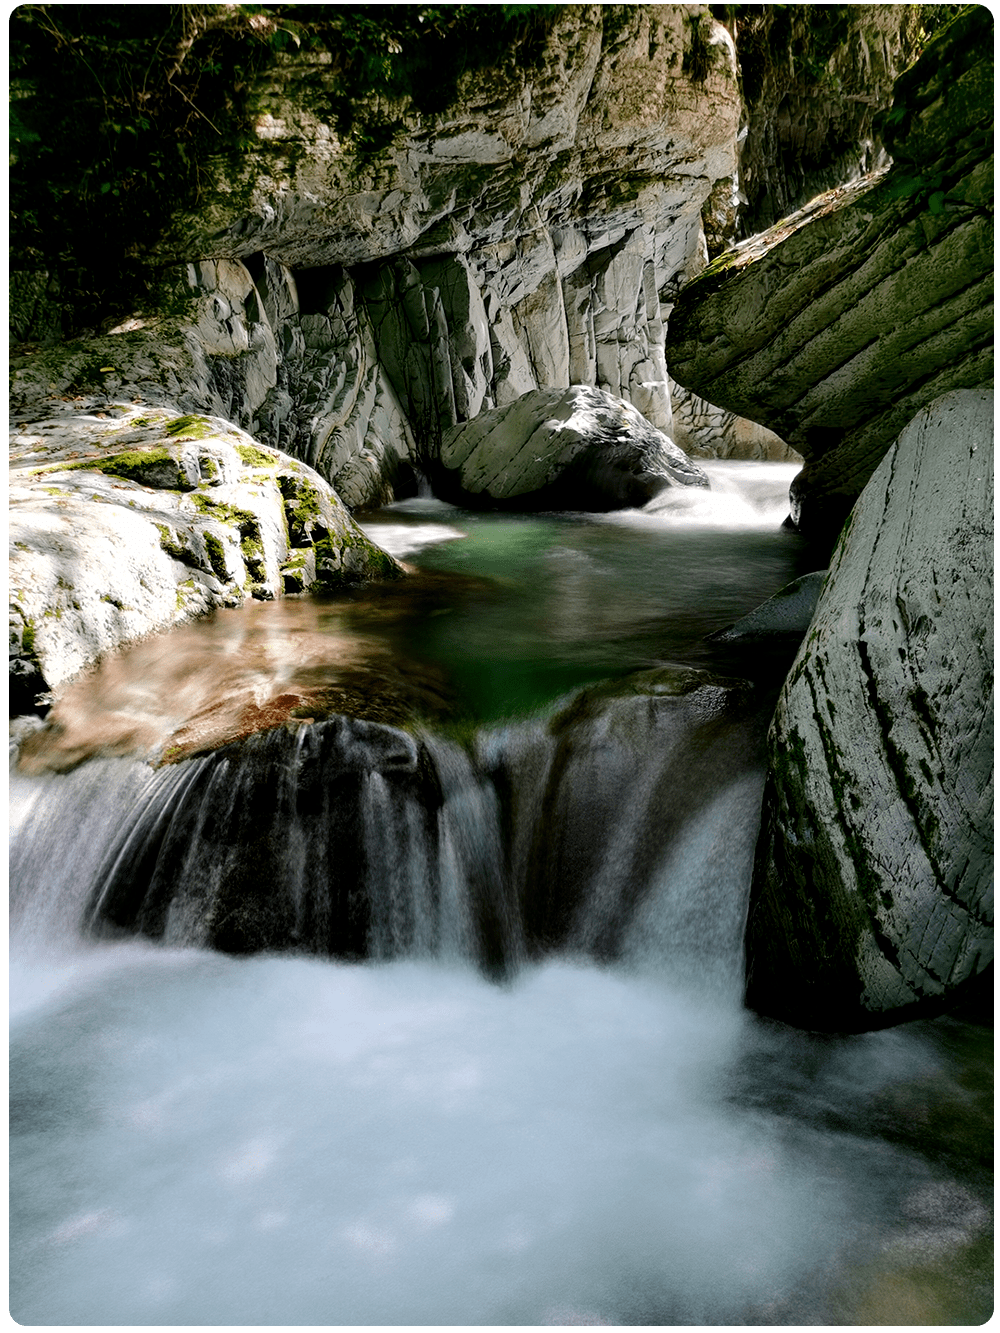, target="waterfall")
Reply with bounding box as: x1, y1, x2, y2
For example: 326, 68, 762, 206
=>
10, 464, 991, 1327
11, 676, 769, 994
